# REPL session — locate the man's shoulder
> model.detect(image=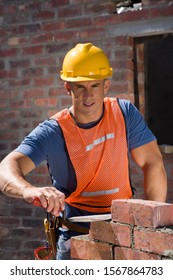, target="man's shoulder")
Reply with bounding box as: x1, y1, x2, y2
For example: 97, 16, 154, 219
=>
117, 98, 131, 108
105, 97, 132, 114
31, 119, 63, 139
105, 97, 131, 105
